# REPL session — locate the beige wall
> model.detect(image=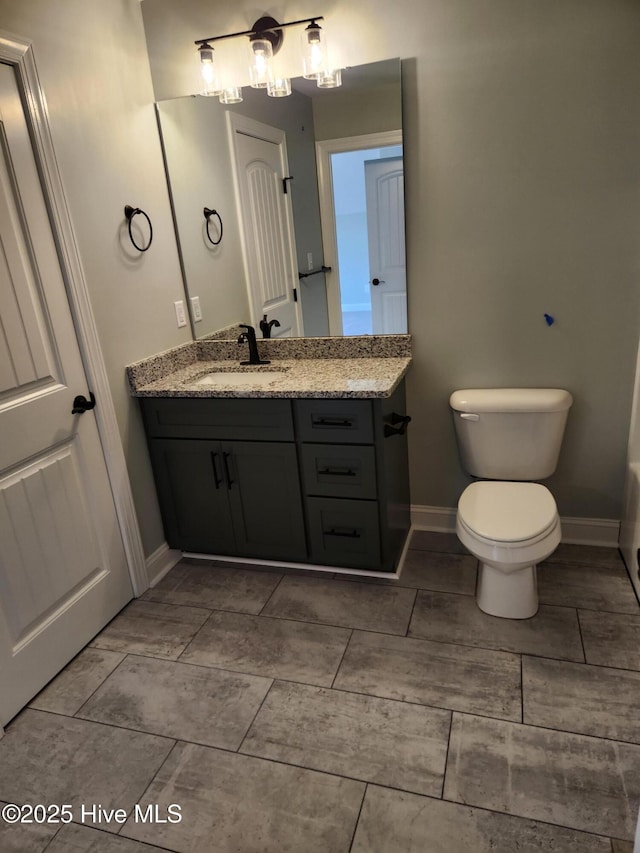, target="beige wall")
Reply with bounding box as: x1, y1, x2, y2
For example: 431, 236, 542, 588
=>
0, 0, 190, 556
313, 83, 402, 141
143, 0, 640, 520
